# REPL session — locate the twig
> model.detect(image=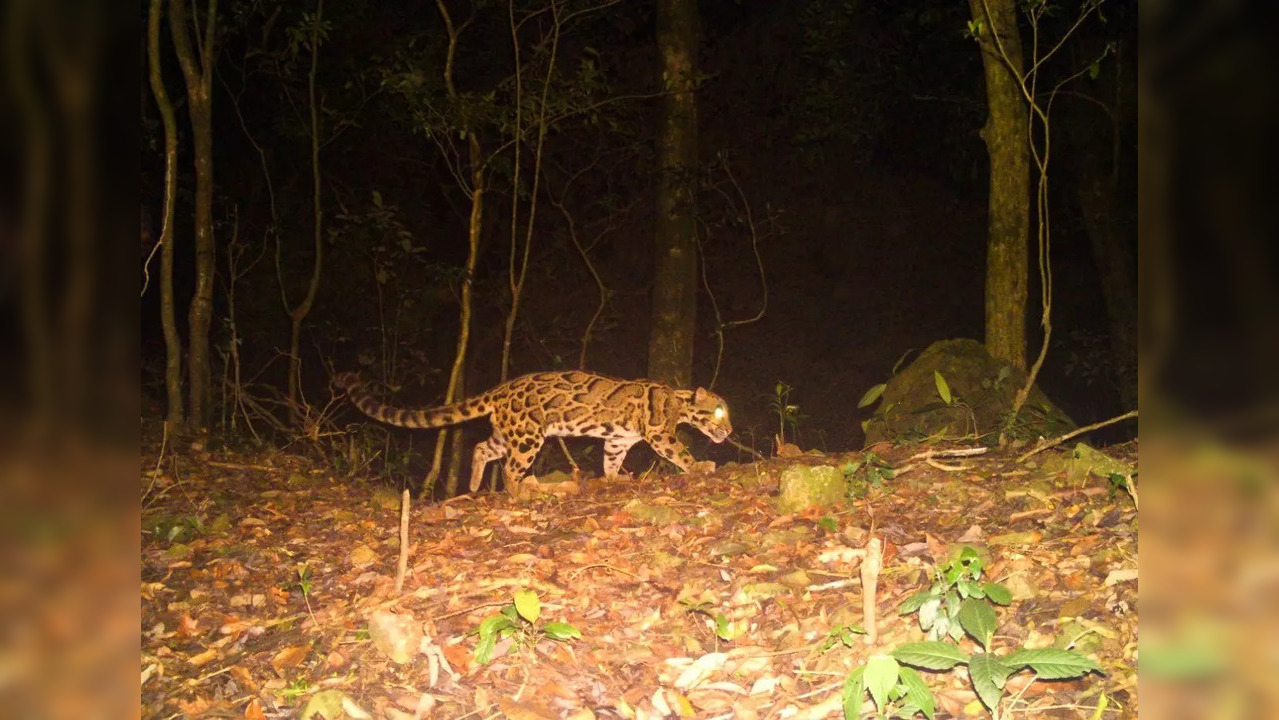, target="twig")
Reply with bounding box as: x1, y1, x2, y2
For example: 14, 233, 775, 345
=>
907, 446, 988, 461
728, 437, 765, 461
1016, 410, 1137, 463
925, 458, 971, 472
